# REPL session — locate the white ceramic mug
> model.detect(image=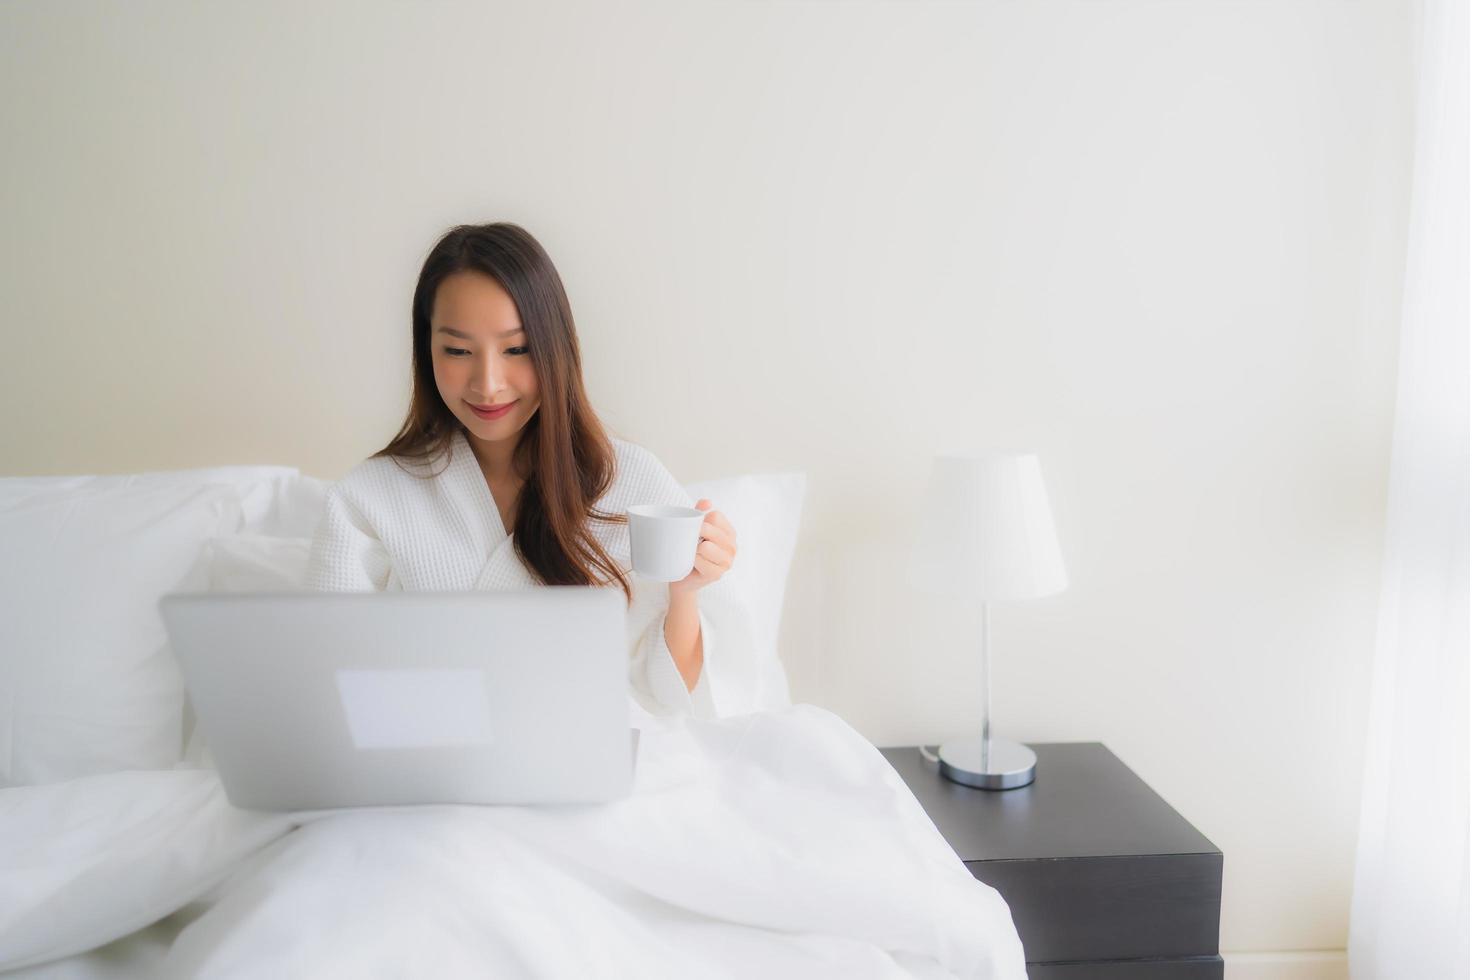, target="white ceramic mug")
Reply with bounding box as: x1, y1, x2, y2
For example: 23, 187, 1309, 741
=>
627, 504, 705, 582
